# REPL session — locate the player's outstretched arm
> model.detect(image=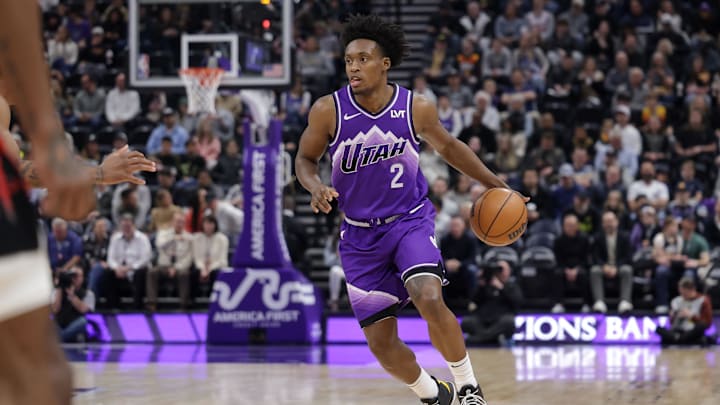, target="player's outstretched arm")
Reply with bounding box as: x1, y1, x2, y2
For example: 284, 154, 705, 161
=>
412, 95, 510, 190
295, 95, 339, 214
0, 1, 95, 220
